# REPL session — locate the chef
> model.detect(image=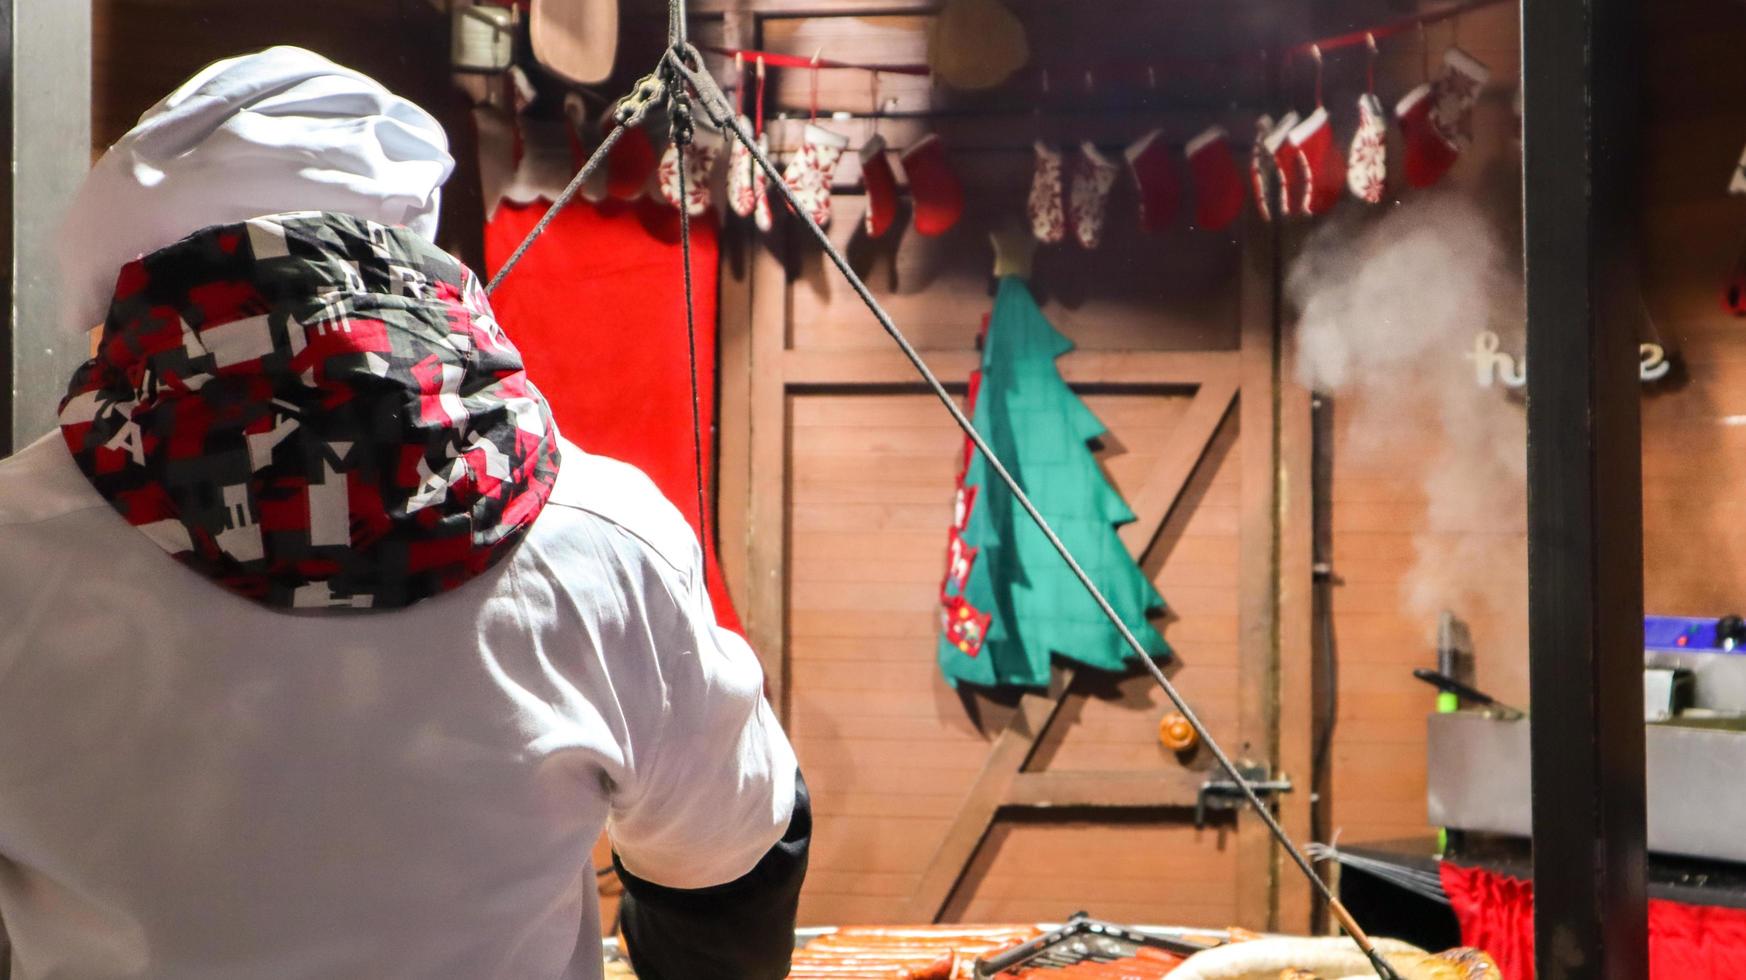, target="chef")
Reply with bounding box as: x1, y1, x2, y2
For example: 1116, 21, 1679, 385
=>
0, 46, 805, 980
